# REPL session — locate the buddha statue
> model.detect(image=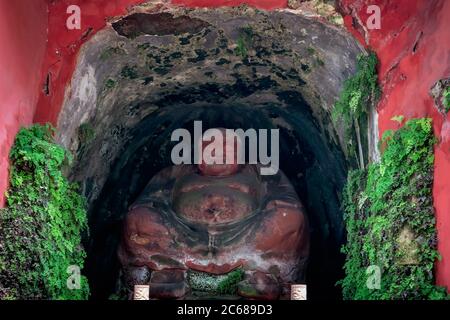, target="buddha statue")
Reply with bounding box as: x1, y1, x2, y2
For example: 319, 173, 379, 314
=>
118, 129, 309, 299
